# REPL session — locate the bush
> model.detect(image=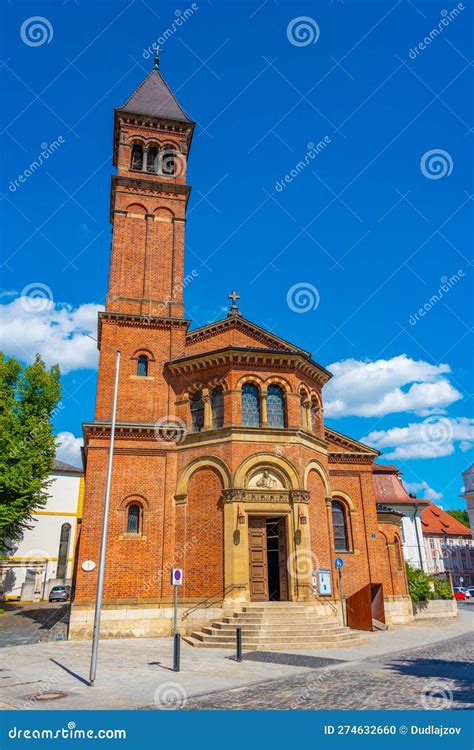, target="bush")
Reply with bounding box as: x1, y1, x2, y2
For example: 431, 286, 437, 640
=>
405, 562, 453, 603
